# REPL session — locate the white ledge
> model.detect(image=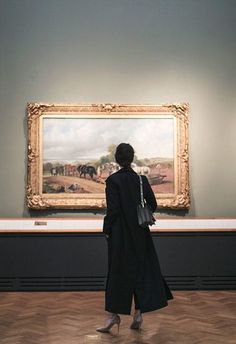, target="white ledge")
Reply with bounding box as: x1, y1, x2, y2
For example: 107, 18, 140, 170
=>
0, 218, 235, 232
